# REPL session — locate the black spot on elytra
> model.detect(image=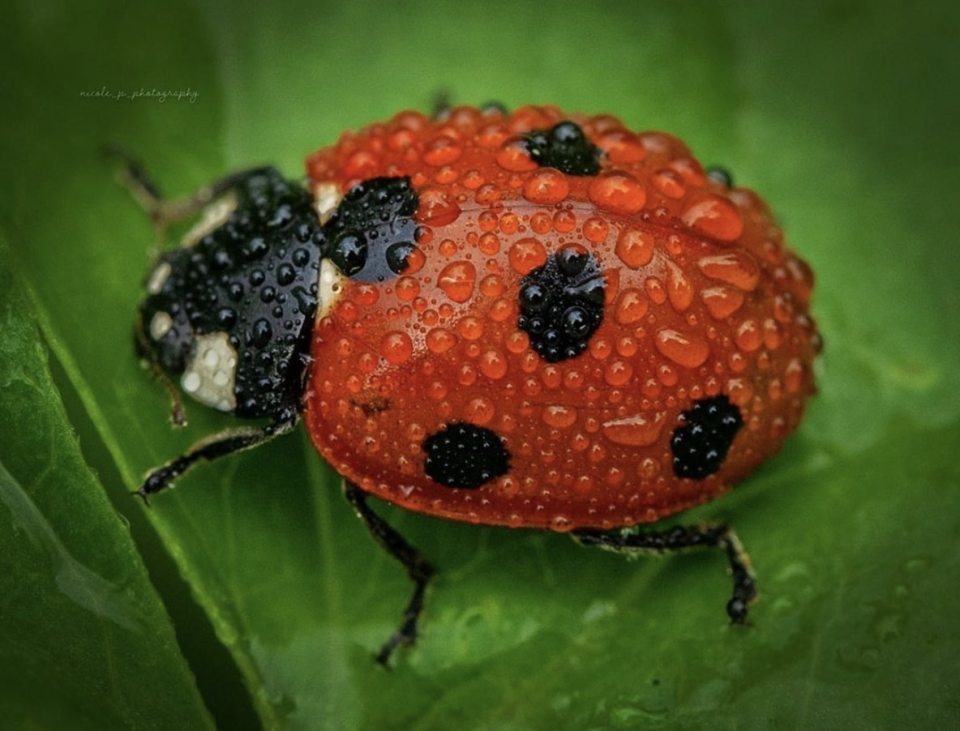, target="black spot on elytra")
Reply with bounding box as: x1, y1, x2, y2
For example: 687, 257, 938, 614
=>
137, 167, 322, 419
706, 166, 734, 187
671, 395, 743, 479
523, 121, 601, 176
518, 247, 605, 363
319, 177, 422, 282
423, 422, 510, 489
